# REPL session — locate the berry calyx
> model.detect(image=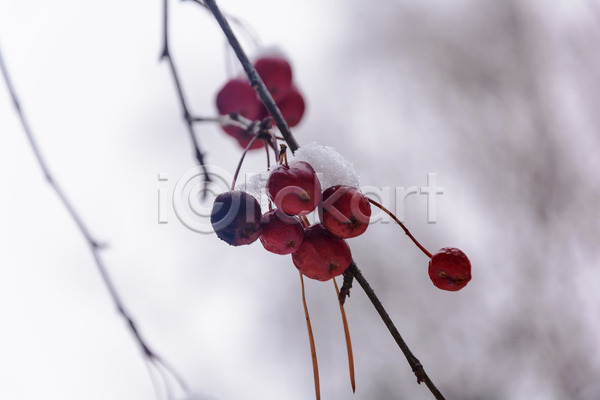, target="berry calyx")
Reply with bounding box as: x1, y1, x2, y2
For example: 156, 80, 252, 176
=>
319, 185, 371, 239
267, 161, 321, 216
259, 209, 304, 255
292, 224, 352, 281
254, 56, 293, 102
428, 247, 471, 291
211, 191, 262, 246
